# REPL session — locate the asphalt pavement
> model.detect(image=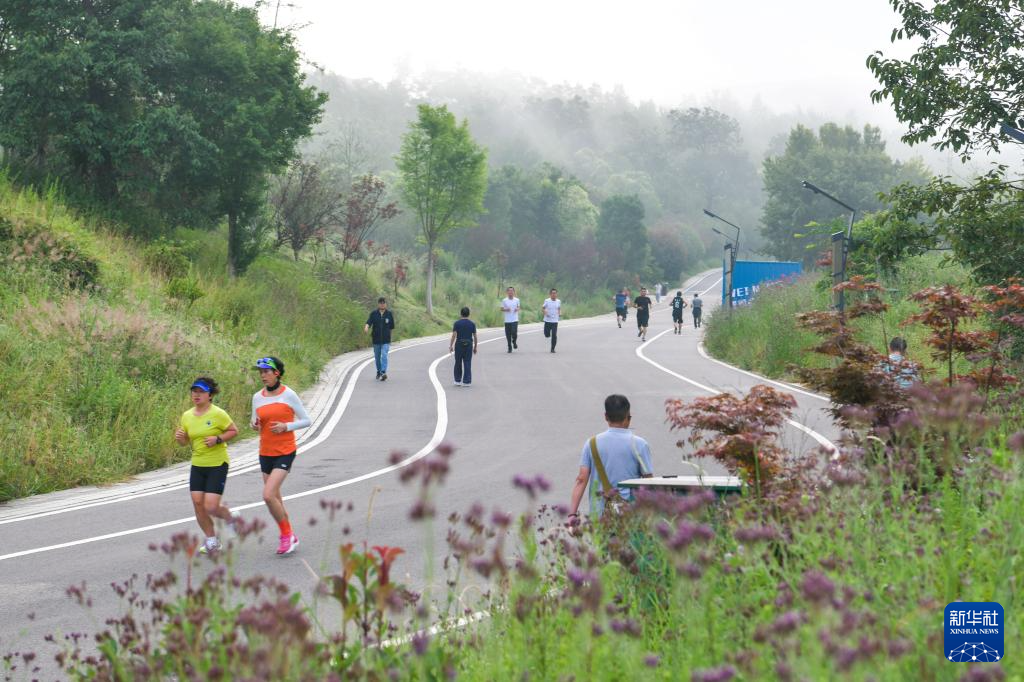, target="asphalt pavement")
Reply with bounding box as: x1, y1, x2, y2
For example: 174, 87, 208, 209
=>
0, 270, 840, 676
